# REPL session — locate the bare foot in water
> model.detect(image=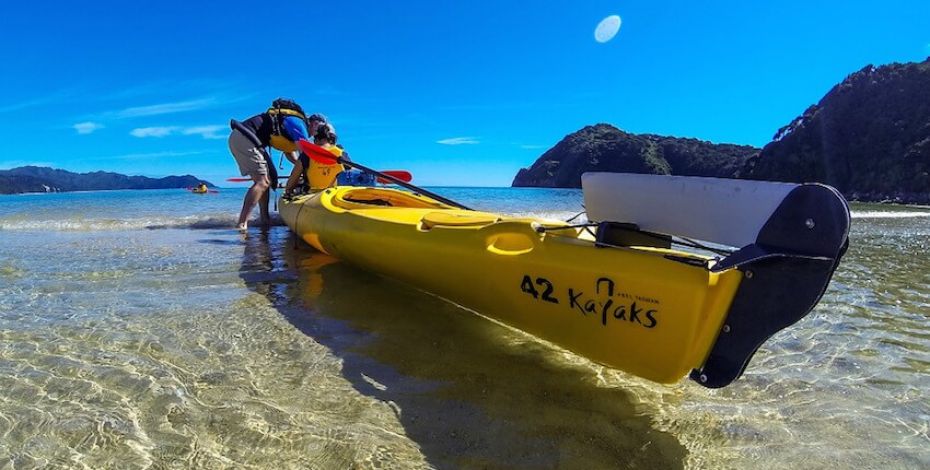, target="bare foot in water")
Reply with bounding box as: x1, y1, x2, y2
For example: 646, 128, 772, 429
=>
236, 222, 248, 232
